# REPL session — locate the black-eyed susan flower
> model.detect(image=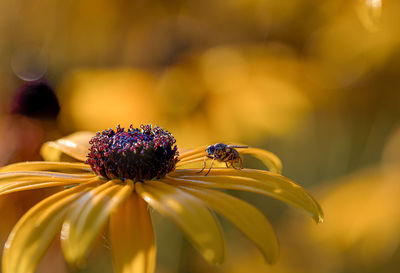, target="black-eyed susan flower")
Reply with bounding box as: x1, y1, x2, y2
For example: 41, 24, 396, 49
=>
0, 124, 323, 273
